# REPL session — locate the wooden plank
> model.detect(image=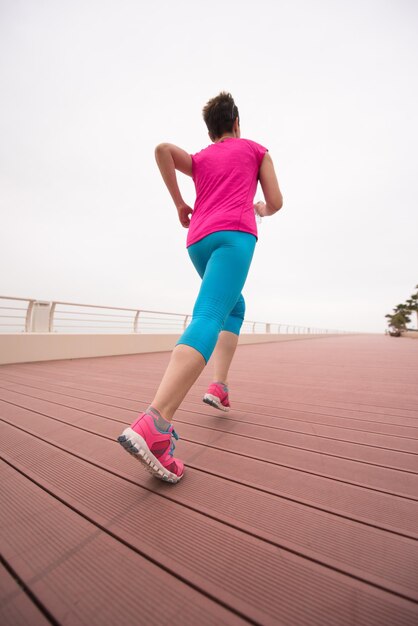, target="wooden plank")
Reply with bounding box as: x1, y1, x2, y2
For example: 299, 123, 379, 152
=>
1, 405, 417, 600
1, 382, 418, 465
1, 389, 417, 499
1, 335, 418, 625
1, 400, 417, 538
1, 425, 418, 626
2, 373, 418, 445
0, 461, 246, 626
0, 381, 418, 454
